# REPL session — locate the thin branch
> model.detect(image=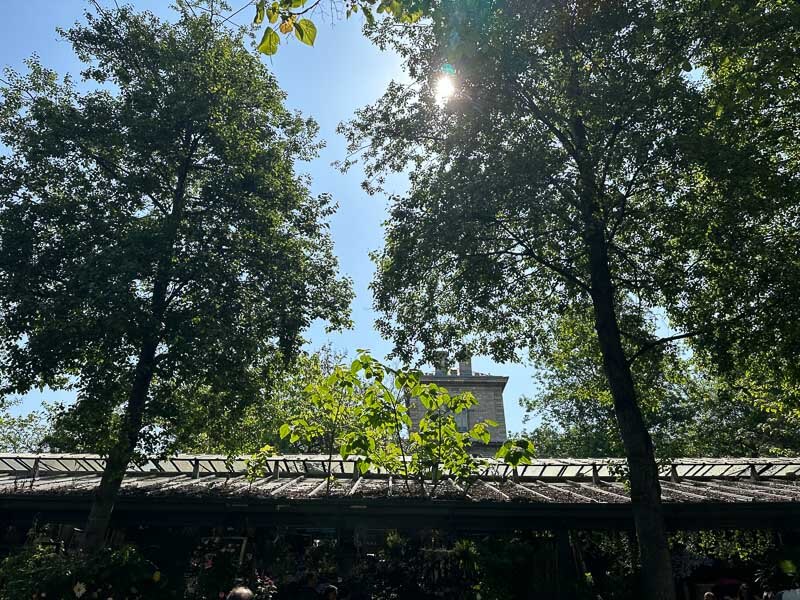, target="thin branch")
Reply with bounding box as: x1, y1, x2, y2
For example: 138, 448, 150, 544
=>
290, 0, 323, 17
516, 87, 578, 159
495, 219, 591, 292
219, 0, 256, 26
627, 330, 702, 365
